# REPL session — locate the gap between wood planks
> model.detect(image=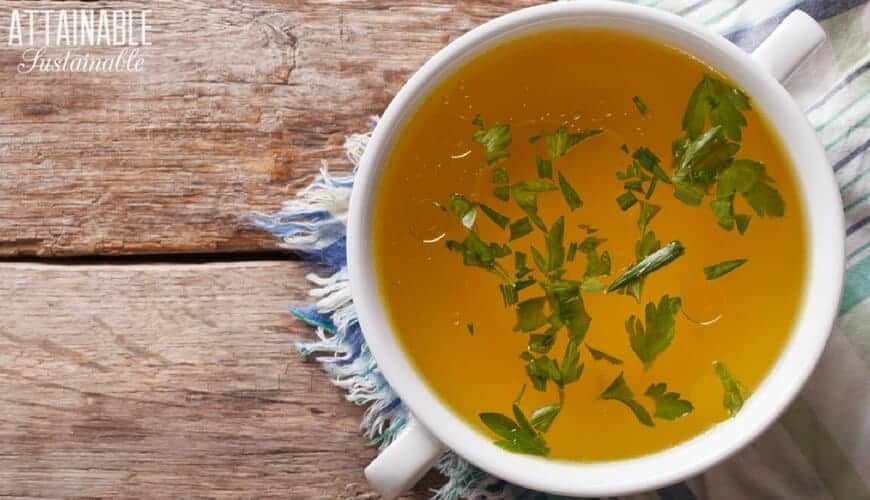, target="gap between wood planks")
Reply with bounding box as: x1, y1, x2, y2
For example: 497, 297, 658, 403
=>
0, 249, 301, 264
